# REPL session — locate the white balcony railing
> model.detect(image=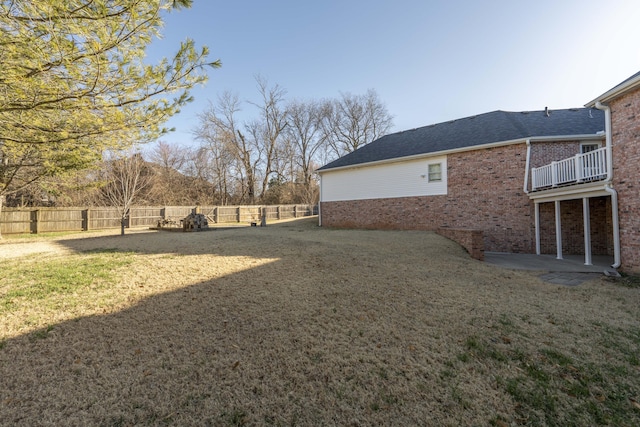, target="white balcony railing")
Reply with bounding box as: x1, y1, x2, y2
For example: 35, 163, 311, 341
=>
531, 147, 608, 190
